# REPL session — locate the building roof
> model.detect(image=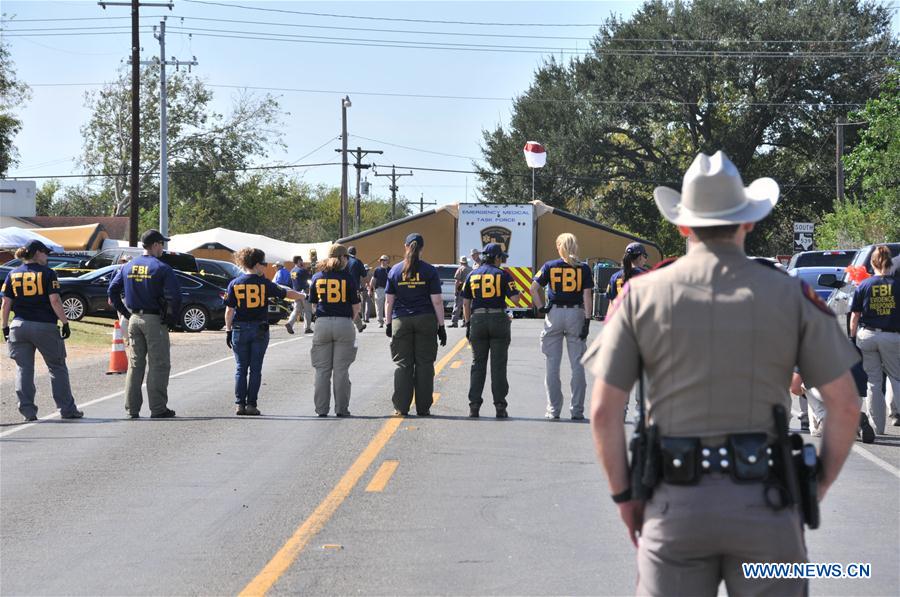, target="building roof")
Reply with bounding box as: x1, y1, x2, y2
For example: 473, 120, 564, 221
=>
21, 216, 130, 241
